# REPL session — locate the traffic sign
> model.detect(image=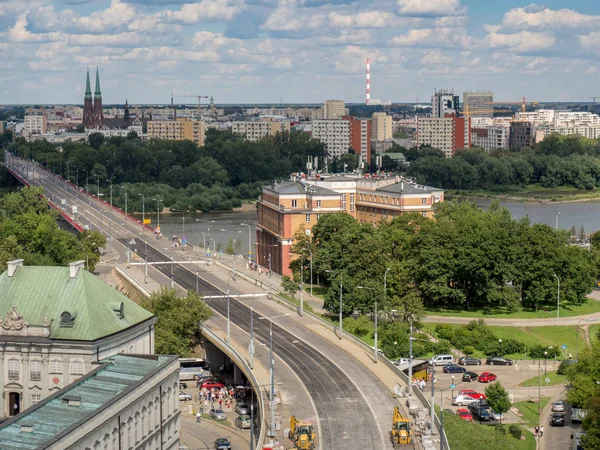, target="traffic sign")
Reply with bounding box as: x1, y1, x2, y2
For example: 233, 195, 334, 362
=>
143, 218, 151, 224
545, 377, 551, 385
562, 344, 567, 349
450, 384, 455, 389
